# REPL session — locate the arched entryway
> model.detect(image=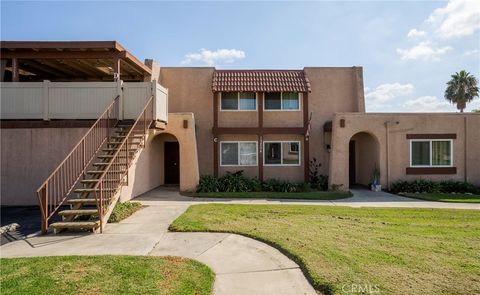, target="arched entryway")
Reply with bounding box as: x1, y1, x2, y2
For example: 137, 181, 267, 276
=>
348, 132, 380, 186
153, 132, 180, 185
